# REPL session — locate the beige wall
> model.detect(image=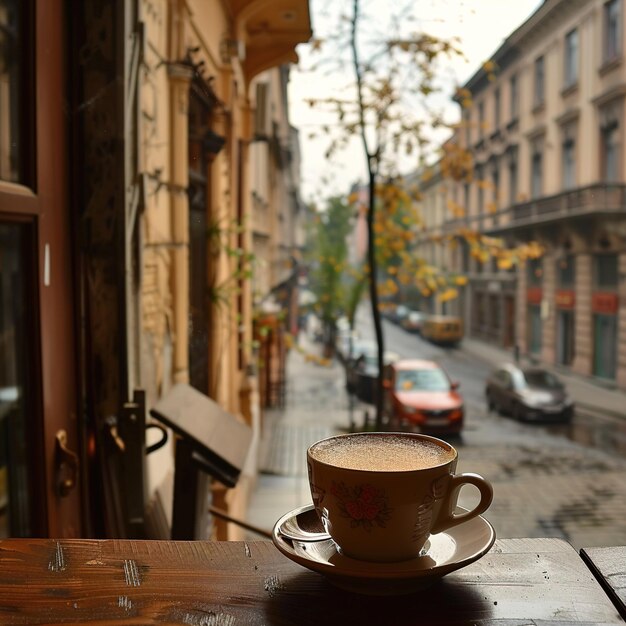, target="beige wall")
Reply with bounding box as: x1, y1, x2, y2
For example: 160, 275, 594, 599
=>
249, 67, 304, 308
448, 0, 626, 381
137, 0, 310, 538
